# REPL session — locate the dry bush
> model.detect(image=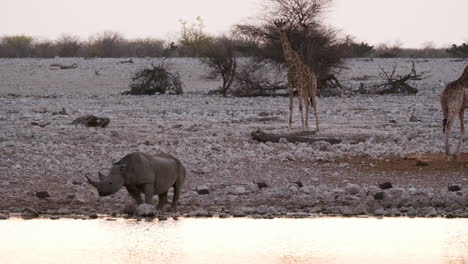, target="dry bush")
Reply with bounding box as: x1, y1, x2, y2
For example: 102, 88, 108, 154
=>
231, 61, 288, 97
0, 35, 34, 57
124, 64, 183, 95
359, 62, 429, 95
56, 34, 82, 57
88, 31, 128, 57
200, 36, 238, 96
32, 40, 57, 58
128, 38, 165, 57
